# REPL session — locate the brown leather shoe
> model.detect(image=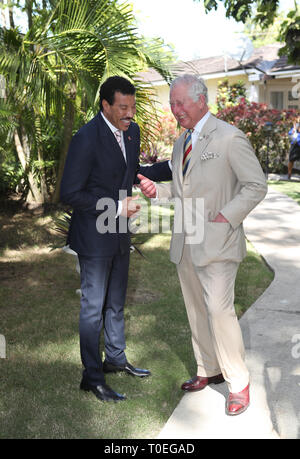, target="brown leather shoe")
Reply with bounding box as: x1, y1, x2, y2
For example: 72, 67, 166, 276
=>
226, 384, 250, 416
181, 374, 225, 392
